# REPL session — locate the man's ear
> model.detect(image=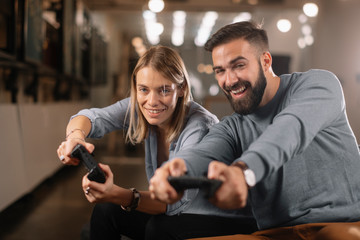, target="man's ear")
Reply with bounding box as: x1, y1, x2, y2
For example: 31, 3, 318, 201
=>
261, 51, 272, 71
